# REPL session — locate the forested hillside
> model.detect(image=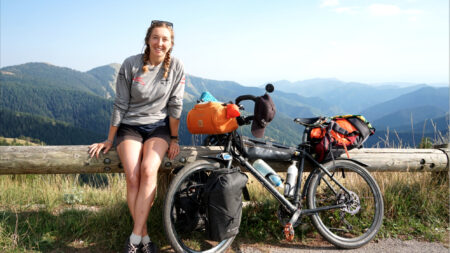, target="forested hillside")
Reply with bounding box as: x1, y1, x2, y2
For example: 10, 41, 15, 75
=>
1, 82, 112, 135
0, 109, 105, 145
